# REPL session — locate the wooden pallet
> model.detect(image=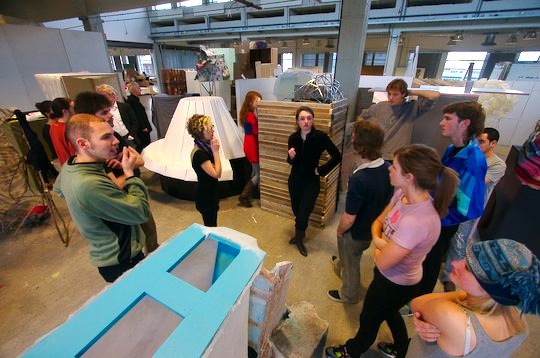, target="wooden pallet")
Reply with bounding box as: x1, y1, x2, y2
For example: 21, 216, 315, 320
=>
258, 99, 347, 227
